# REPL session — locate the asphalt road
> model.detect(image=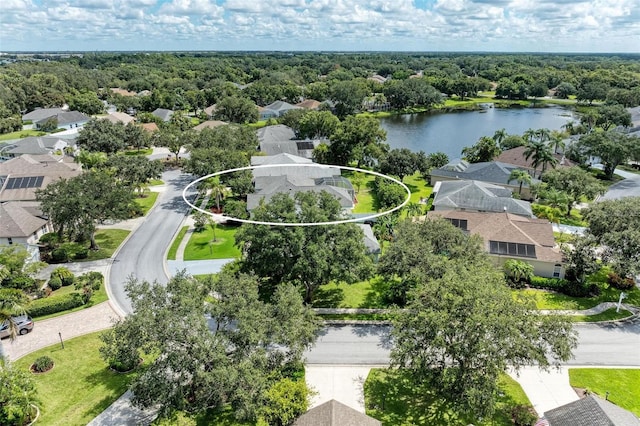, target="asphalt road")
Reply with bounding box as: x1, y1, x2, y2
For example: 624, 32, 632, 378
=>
305, 320, 640, 366
108, 169, 195, 315
599, 167, 640, 200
